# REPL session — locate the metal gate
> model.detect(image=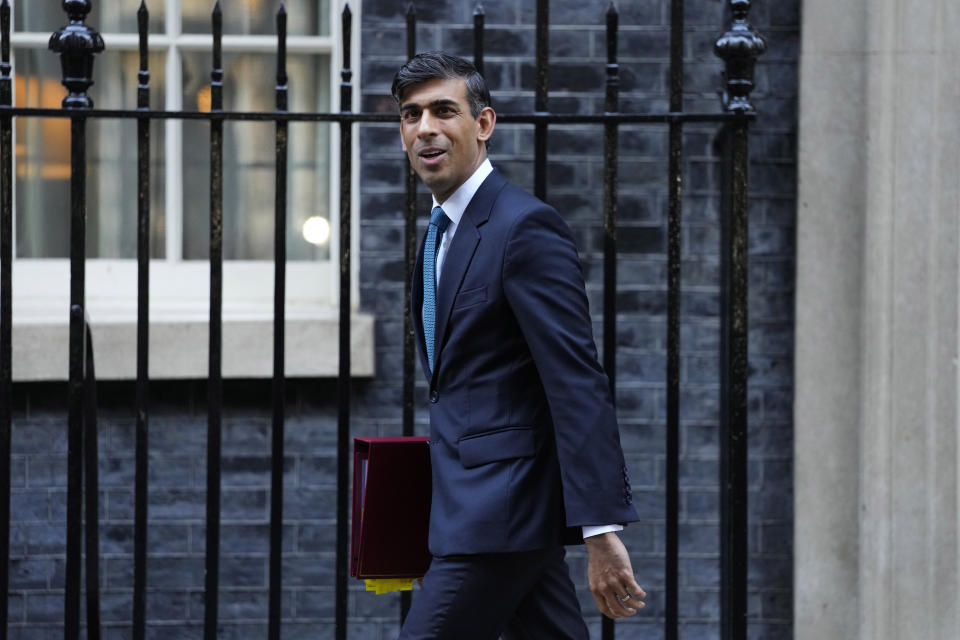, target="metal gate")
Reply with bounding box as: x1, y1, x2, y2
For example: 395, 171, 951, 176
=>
0, 1, 766, 639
